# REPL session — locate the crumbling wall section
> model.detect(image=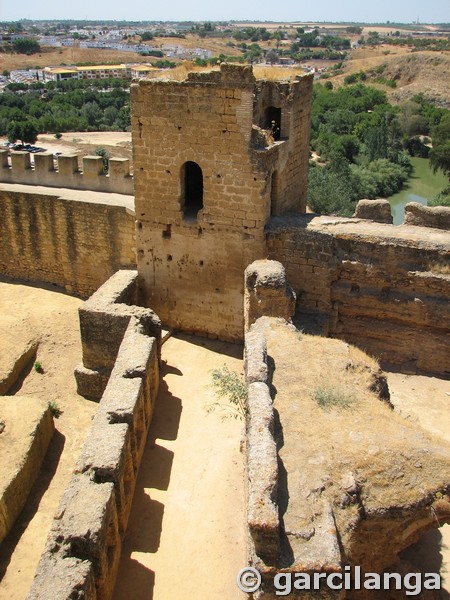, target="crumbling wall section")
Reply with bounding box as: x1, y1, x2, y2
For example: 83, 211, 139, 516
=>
0, 185, 135, 297
244, 329, 280, 565
253, 76, 313, 215
266, 215, 450, 375
27, 309, 160, 600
